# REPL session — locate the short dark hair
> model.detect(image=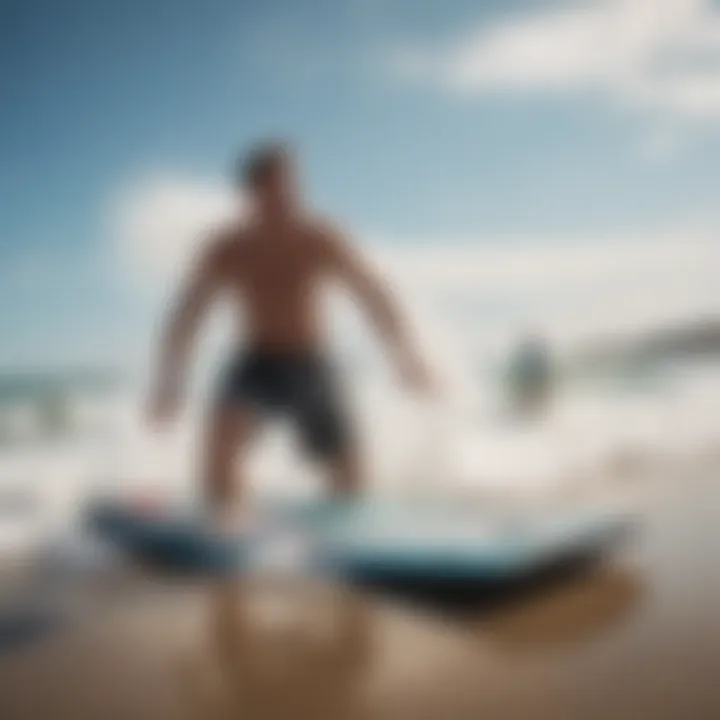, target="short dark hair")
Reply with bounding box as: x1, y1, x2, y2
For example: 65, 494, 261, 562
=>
237, 142, 292, 189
